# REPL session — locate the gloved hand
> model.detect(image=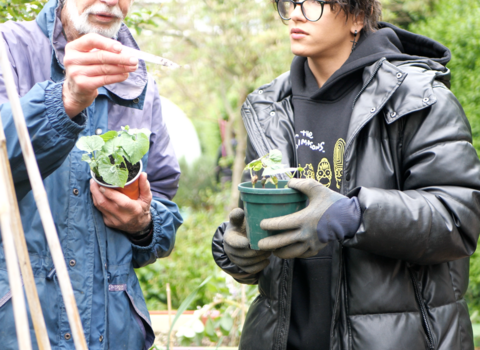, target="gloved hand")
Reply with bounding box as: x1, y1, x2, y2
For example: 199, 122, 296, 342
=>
258, 178, 361, 259
224, 208, 271, 274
